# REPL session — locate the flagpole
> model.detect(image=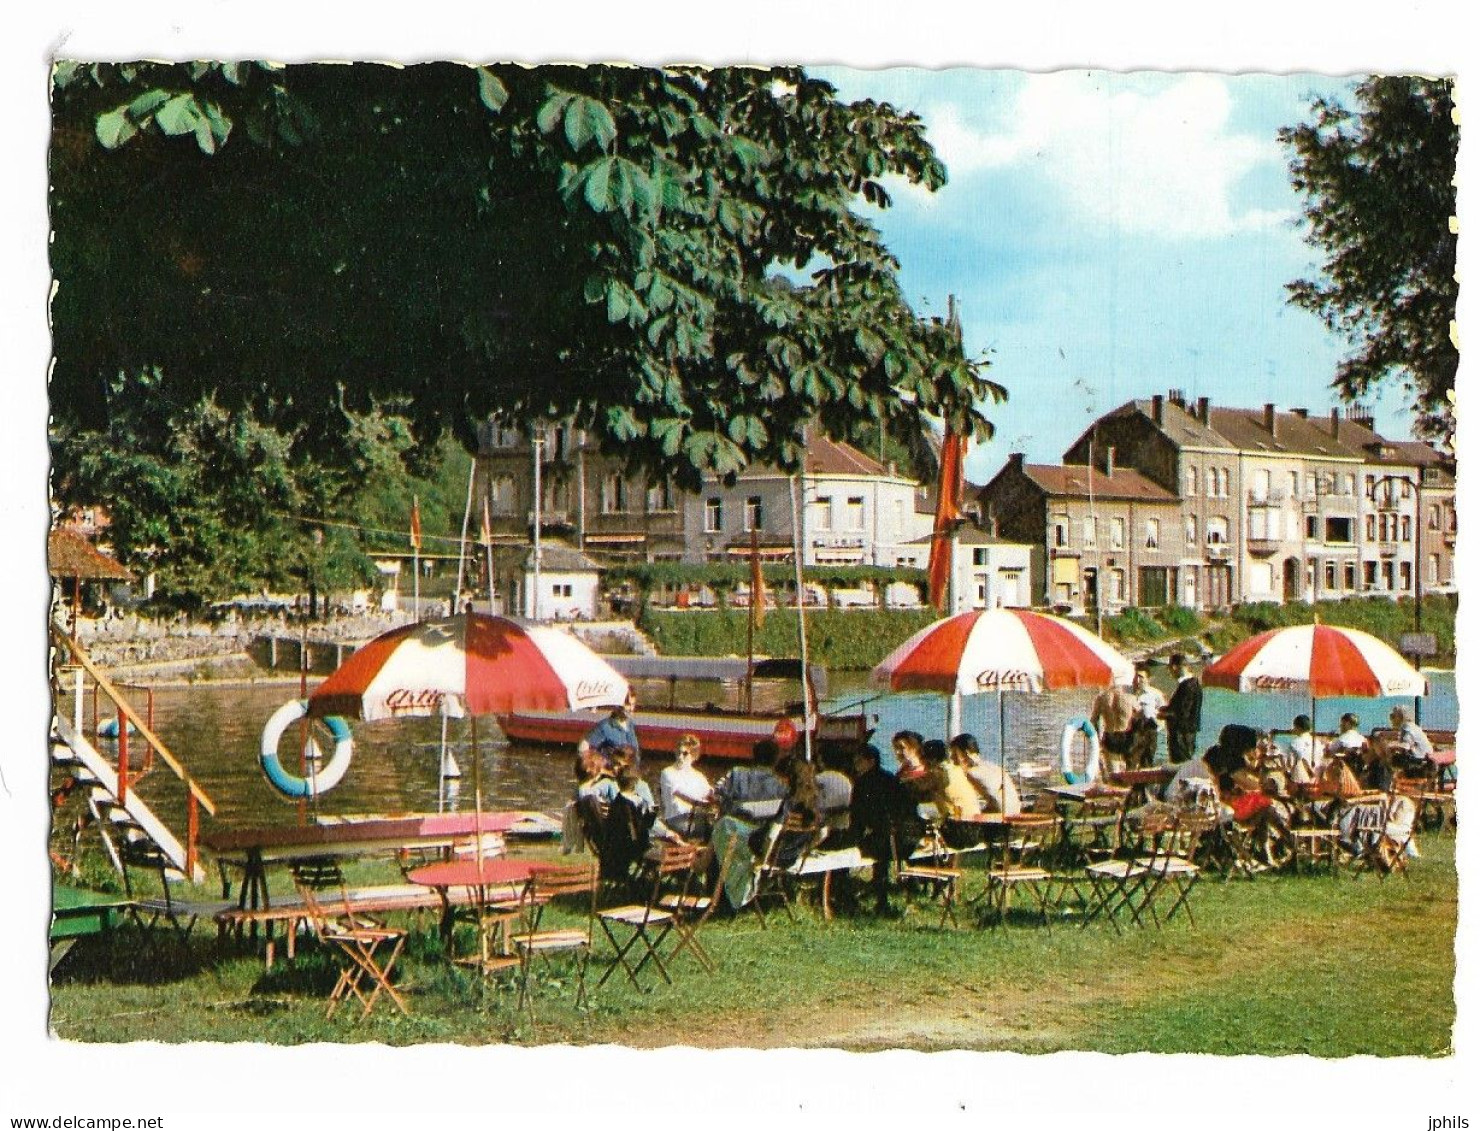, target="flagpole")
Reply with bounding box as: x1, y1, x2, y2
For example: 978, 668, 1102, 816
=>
455, 457, 477, 612
747, 526, 763, 715
411, 494, 422, 622
481, 499, 496, 615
